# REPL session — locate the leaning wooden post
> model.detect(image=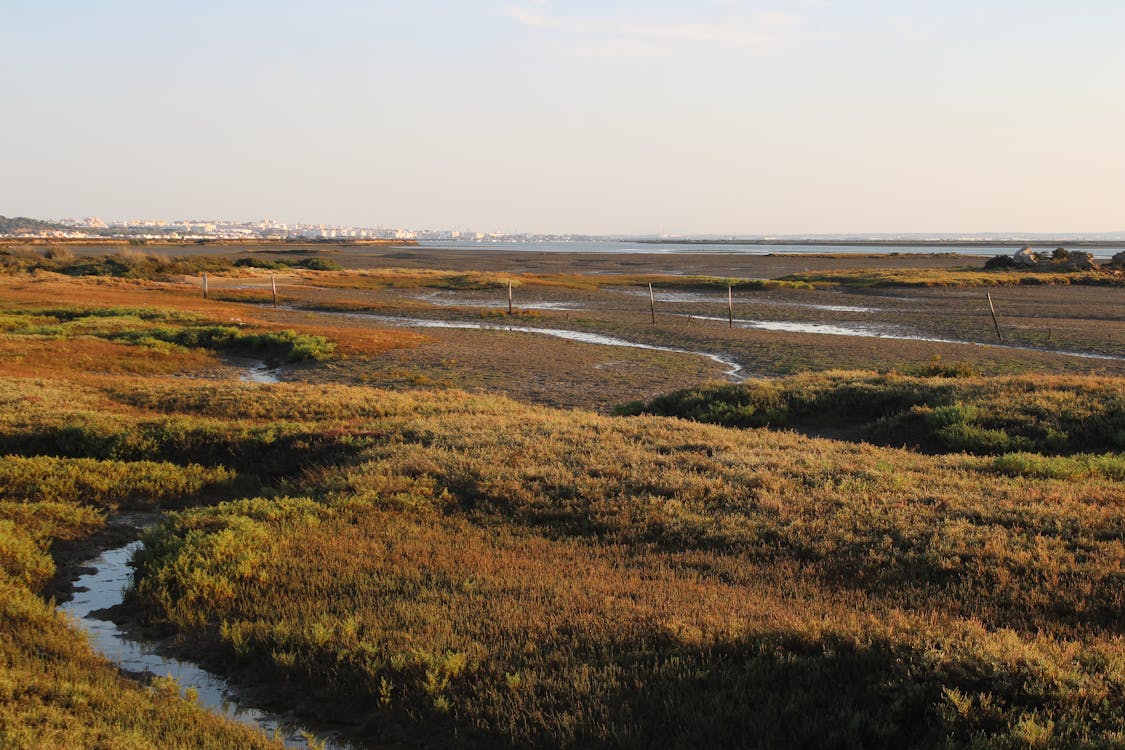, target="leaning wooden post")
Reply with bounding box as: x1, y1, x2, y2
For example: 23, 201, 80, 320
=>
508, 280, 513, 315
987, 292, 1003, 342
202, 272, 208, 299
728, 286, 734, 329
271, 275, 279, 309
649, 283, 656, 325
